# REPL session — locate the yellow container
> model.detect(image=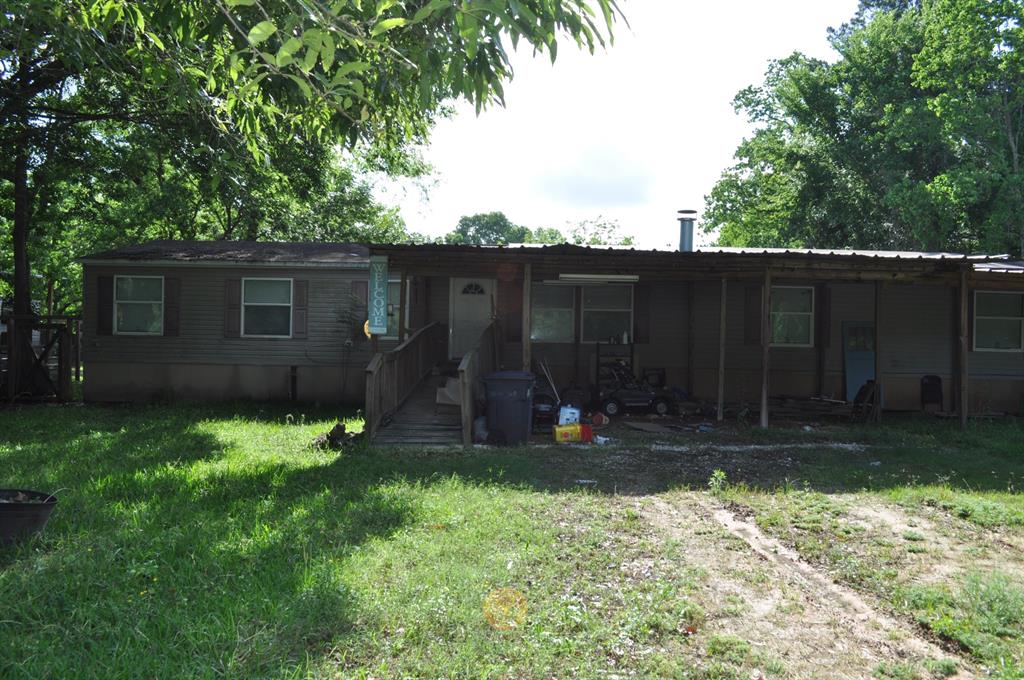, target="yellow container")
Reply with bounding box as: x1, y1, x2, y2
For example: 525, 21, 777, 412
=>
553, 423, 591, 443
